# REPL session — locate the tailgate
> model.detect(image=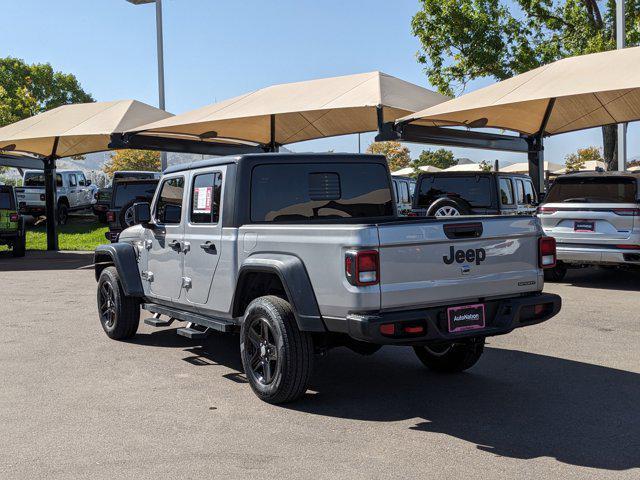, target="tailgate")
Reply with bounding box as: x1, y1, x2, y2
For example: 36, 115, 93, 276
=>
15, 188, 45, 206
539, 203, 636, 244
377, 217, 542, 309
